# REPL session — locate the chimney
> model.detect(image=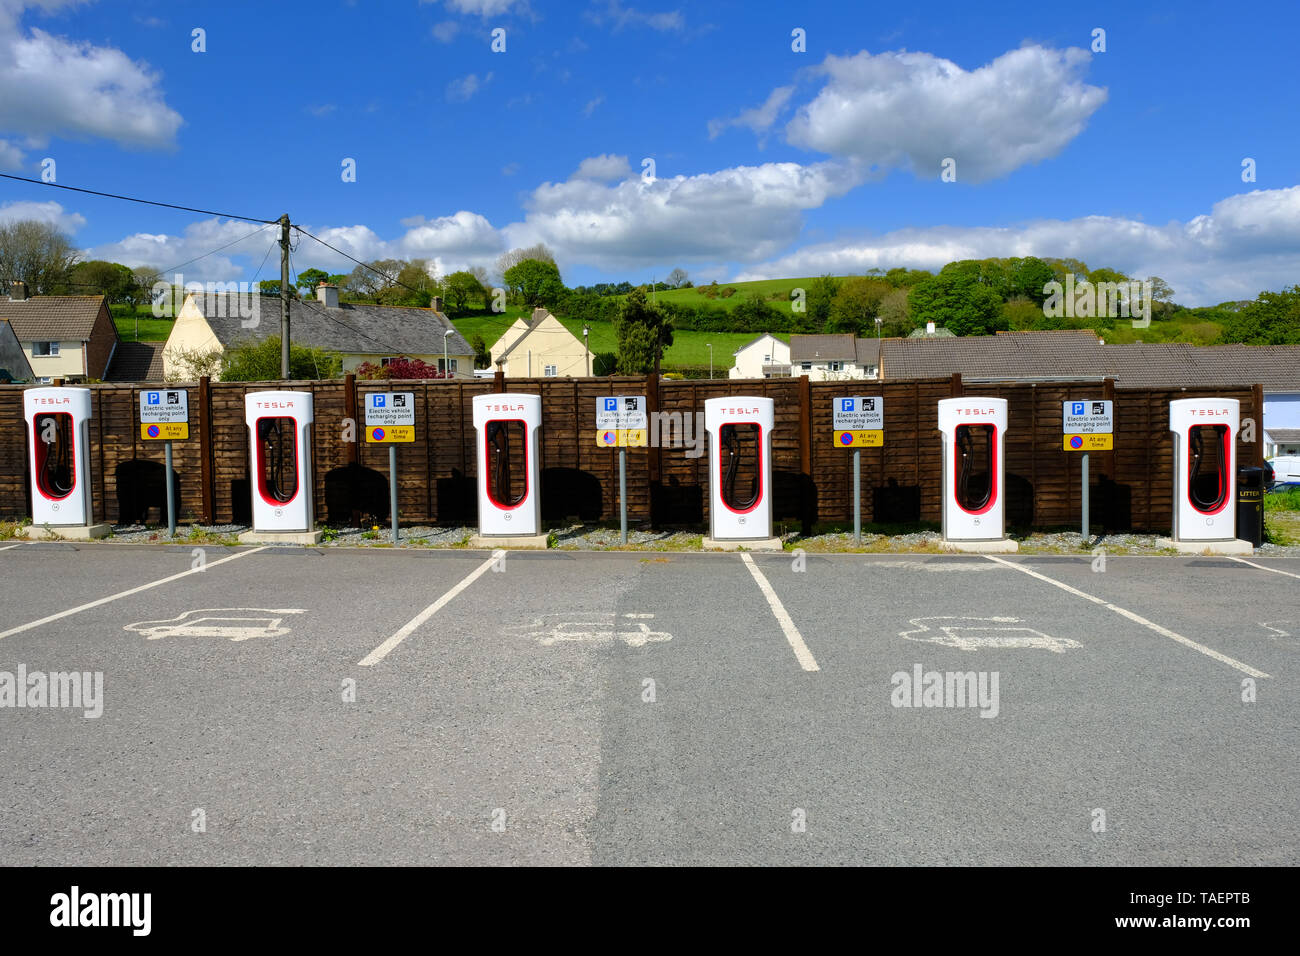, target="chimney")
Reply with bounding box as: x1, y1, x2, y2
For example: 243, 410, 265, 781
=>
432, 295, 444, 313
926, 321, 936, 335
317, 282, 339, 308
9, 280, 29, 302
